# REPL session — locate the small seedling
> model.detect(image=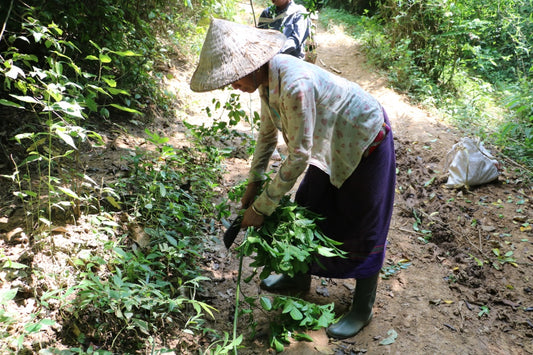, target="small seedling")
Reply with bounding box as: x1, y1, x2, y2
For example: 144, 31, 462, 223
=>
491, 248, 518, 269
478, 305, 490, 317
